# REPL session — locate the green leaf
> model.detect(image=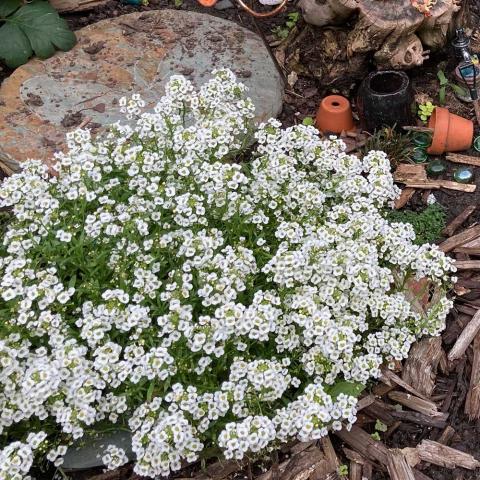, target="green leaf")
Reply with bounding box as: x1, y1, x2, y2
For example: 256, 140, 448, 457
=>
0, 0, 21, 18
302, 116, 314, 126
328, 381, 365, 400
437, 70, 448, 86
439, 86, 446, 106
375, 419, 388, 432
0, 1, 77, 67
371, 432, 381, 441
0, 22, 32, 68
451, 83, 469, 97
